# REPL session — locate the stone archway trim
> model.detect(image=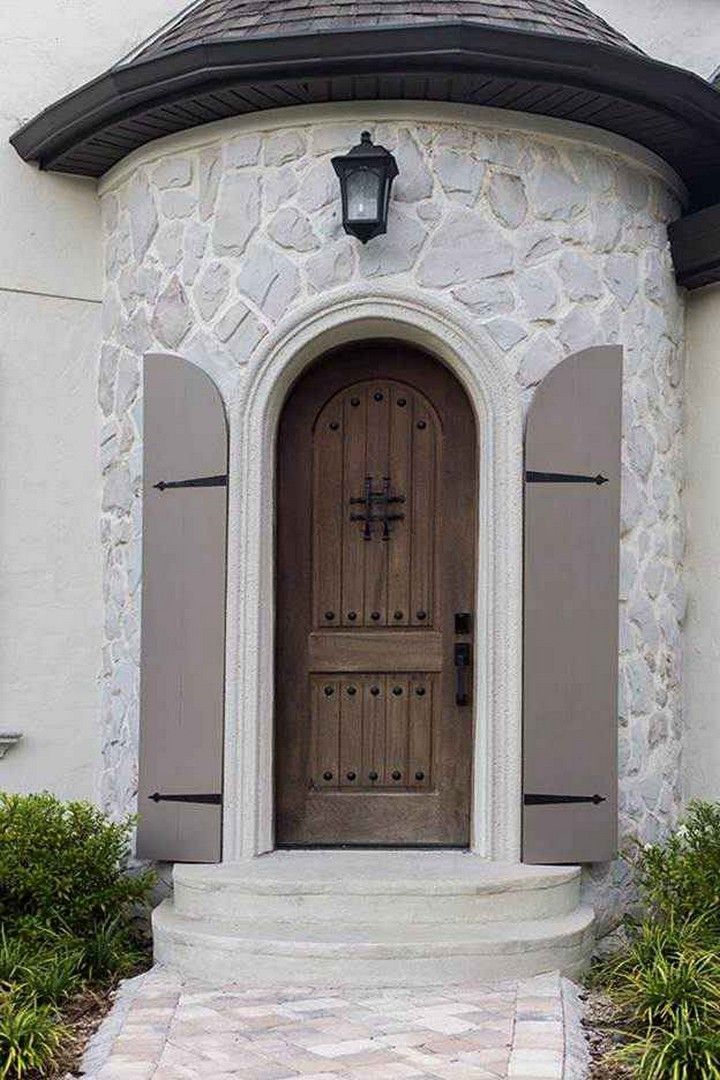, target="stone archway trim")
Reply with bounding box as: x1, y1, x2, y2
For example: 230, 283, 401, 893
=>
222, 286, 524, 862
